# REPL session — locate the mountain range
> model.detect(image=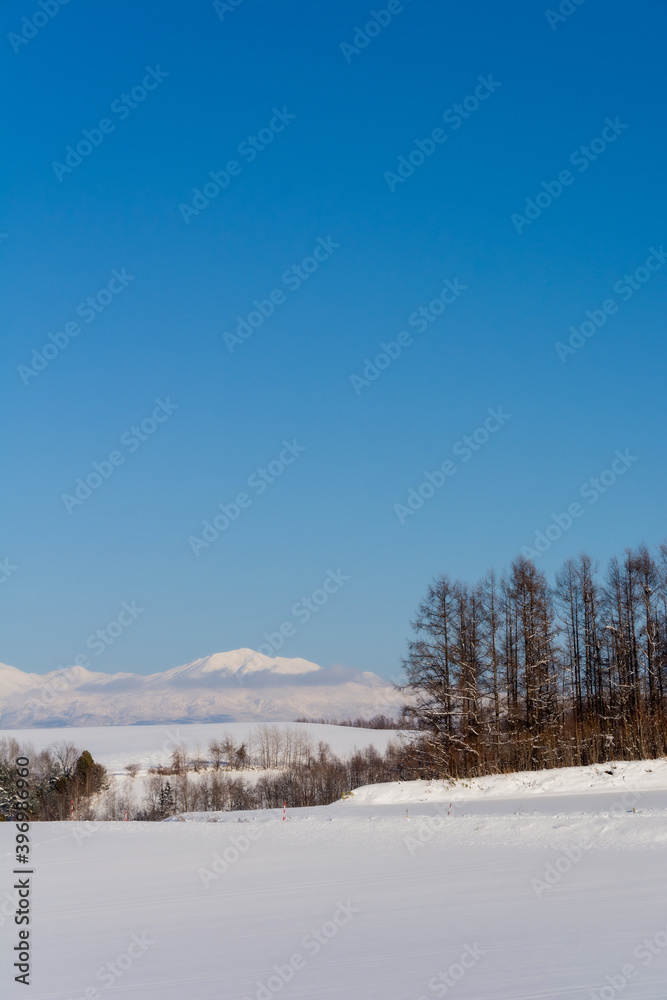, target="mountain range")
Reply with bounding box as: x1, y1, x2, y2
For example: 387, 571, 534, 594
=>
0, 649, 404, 727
